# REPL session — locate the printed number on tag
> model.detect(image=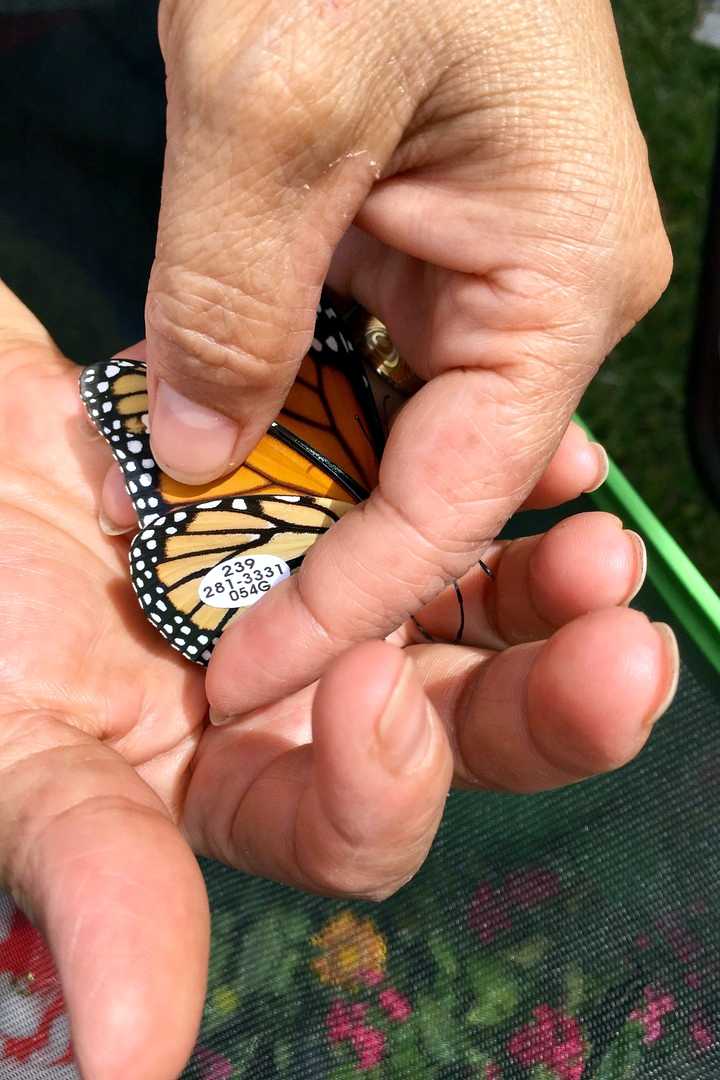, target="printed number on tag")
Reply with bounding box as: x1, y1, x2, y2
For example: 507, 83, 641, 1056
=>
199, 555, 291, 608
